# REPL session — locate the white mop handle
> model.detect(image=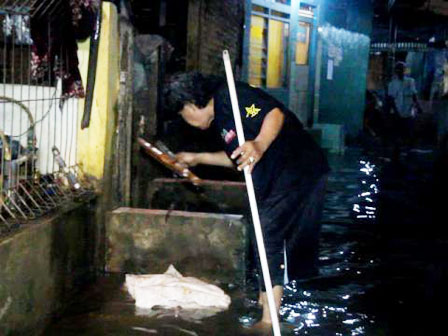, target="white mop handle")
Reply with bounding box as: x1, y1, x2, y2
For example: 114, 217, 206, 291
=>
222, 50, 281, 336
